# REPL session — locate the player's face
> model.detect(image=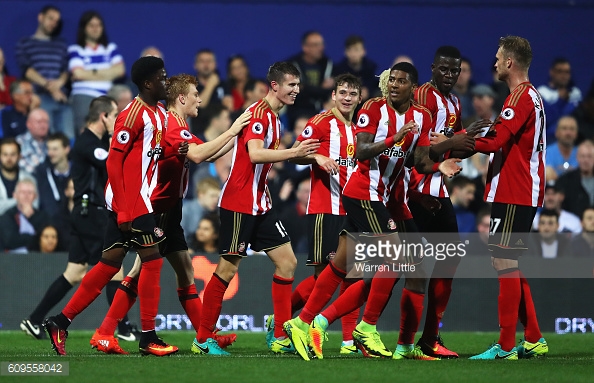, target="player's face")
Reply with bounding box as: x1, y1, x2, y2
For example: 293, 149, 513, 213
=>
103, 102, 118, 135
151, 69, 168, 101
431, 56, 461, 94
387, 70, 415, 107
184, 84, 202, 118
275, 74, 300, 106
85, 17, 103, 43
538, 216, 558, 238
332, 82, 361, 117
494, 48, 510, 82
